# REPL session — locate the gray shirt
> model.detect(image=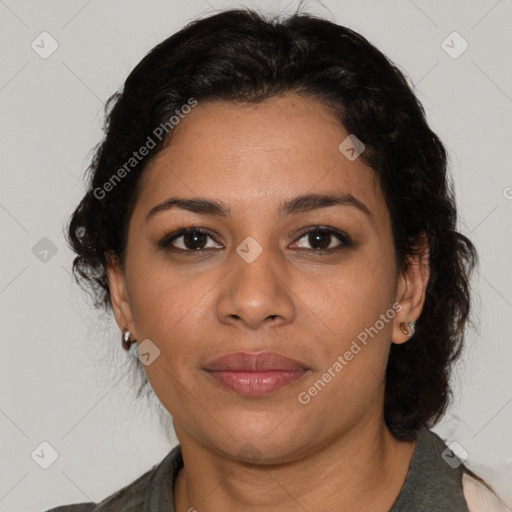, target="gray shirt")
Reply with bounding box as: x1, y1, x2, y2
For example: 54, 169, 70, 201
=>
44, 427, 469, 511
